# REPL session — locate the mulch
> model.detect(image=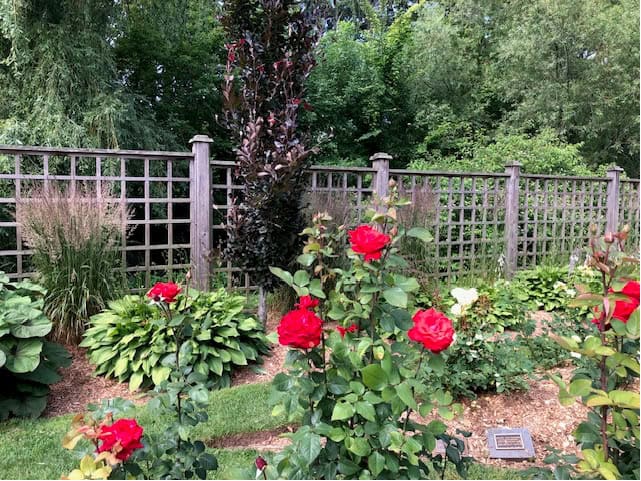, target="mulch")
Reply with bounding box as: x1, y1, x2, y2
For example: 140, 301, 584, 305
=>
44, 344, 147, 418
